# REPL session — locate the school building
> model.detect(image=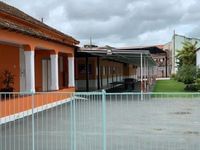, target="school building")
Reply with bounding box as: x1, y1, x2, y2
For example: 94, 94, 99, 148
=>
0, 1, 79, 93
0, 2, 161, 122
